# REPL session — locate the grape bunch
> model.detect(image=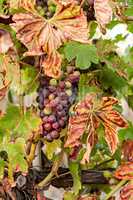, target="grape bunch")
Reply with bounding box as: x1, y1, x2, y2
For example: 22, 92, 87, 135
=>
37, 67, 80, 142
